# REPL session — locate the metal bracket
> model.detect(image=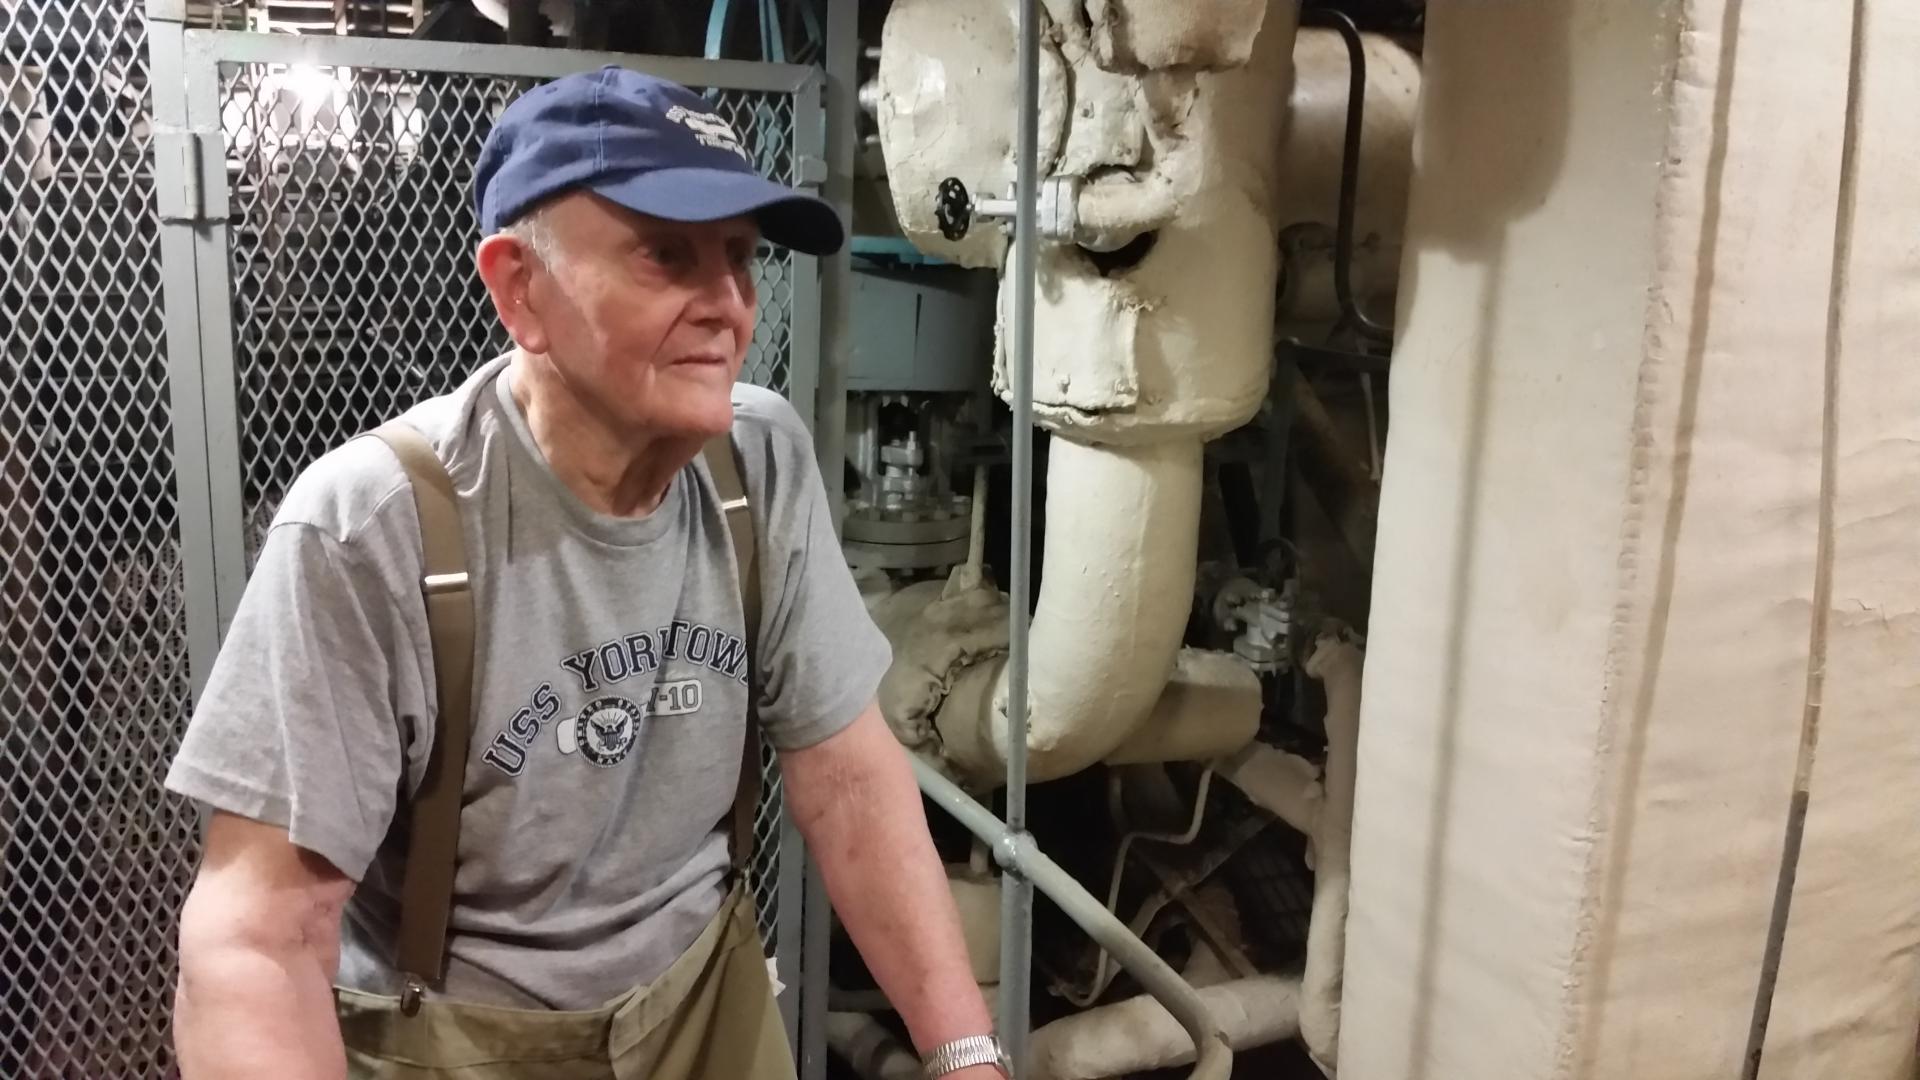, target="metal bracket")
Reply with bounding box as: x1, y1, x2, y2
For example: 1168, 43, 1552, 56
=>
145, 0, 189, 23
154, 128, 229, 225
795, 154, 829, 187
421, 572, 471, 596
